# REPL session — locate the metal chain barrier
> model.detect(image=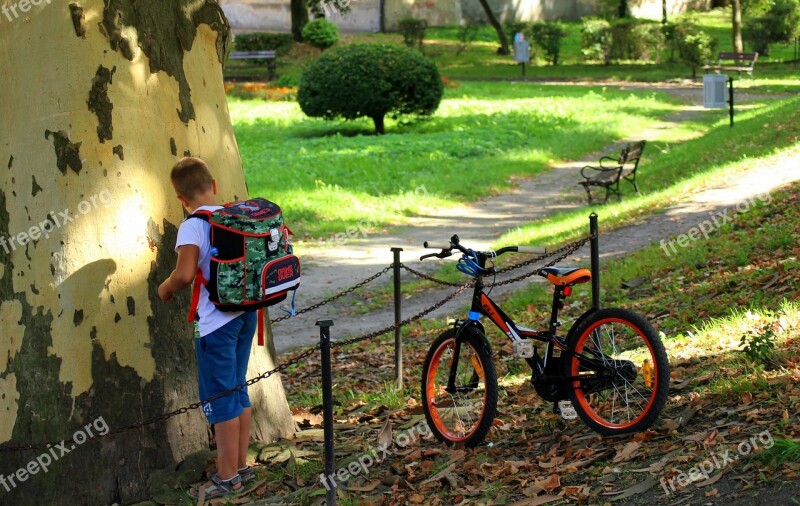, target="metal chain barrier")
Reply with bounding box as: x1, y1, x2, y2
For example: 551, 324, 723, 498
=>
399, 235, 593, 287
270, 265, 392, 324
0, 279, 471, 455
331, 280, 473, 350
0, 345, 320, 454
486, 235, 593, 287
0, 235, 591, 454
398, 264, 464, 287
